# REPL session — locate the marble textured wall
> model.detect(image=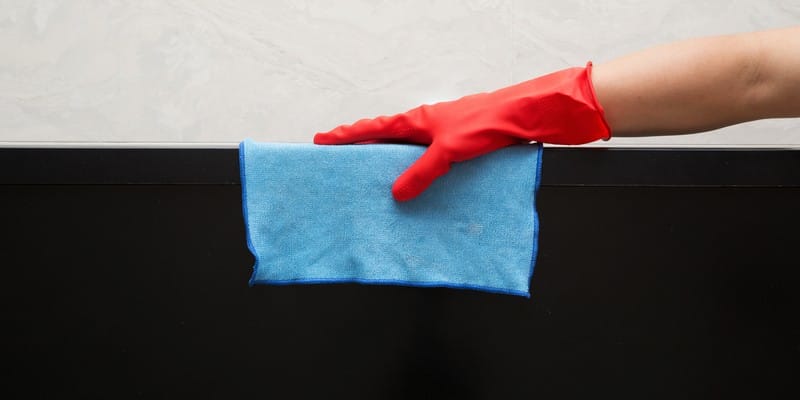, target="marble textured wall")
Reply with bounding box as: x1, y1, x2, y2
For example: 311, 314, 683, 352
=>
1, 0, 798, 147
